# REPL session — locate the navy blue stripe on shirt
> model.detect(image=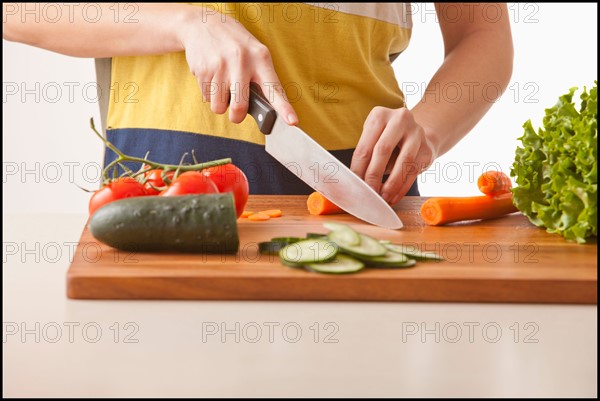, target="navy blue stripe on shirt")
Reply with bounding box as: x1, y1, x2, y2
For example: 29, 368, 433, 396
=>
105, 128, 419, 196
